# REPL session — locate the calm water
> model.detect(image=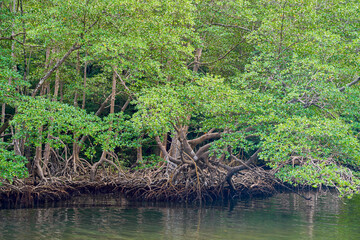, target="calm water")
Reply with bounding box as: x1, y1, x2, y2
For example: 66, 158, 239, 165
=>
1, 192, 360, 240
